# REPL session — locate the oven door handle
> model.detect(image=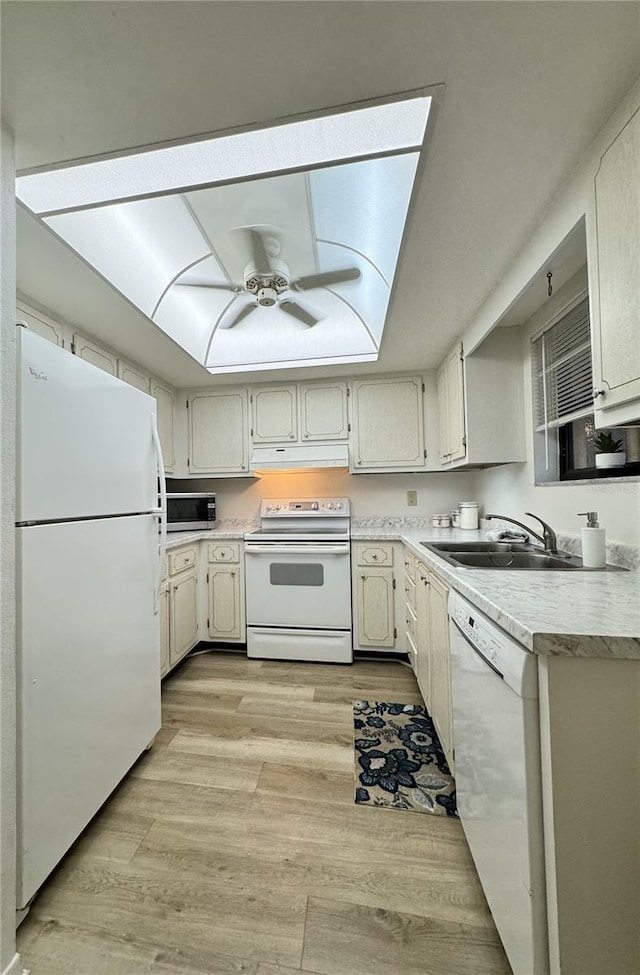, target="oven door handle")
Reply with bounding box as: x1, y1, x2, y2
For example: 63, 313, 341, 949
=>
244, 543, 351, 555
